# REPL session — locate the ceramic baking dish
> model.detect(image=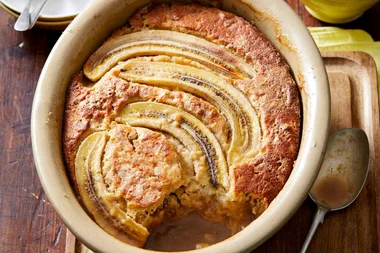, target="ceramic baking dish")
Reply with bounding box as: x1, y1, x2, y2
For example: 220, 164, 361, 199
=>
31, 0, 330, 252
